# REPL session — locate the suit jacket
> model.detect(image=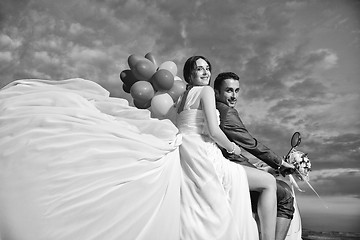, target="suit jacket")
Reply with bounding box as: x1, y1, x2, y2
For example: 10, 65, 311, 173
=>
216, 101, 282, 169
